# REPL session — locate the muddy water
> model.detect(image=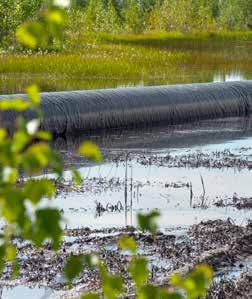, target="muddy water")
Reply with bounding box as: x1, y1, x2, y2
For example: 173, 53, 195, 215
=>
50, 117, 252, 229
